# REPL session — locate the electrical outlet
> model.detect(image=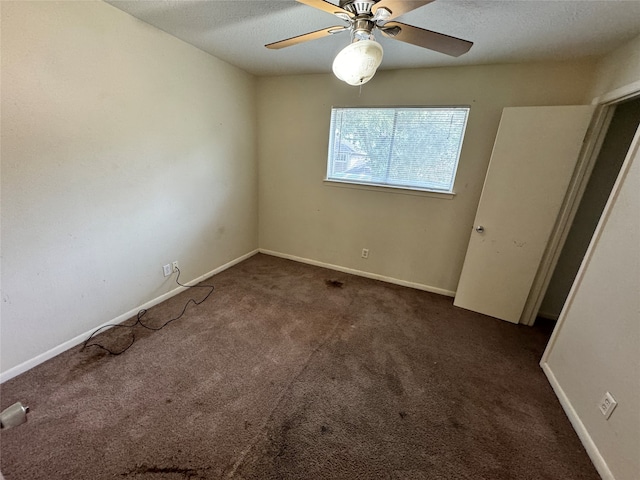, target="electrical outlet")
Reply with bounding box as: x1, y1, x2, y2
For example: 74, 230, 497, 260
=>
162, 264, 172, 277
598, 391, 617, 419
361, 248, 369, 259
172, 261, 179, 273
